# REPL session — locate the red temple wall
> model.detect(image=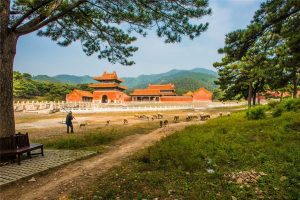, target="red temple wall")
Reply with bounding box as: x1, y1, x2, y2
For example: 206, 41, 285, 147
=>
93, 91, 128, 103
192, 91, 212, 101
160, 96, 193, 102
66, 92, 82, 102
